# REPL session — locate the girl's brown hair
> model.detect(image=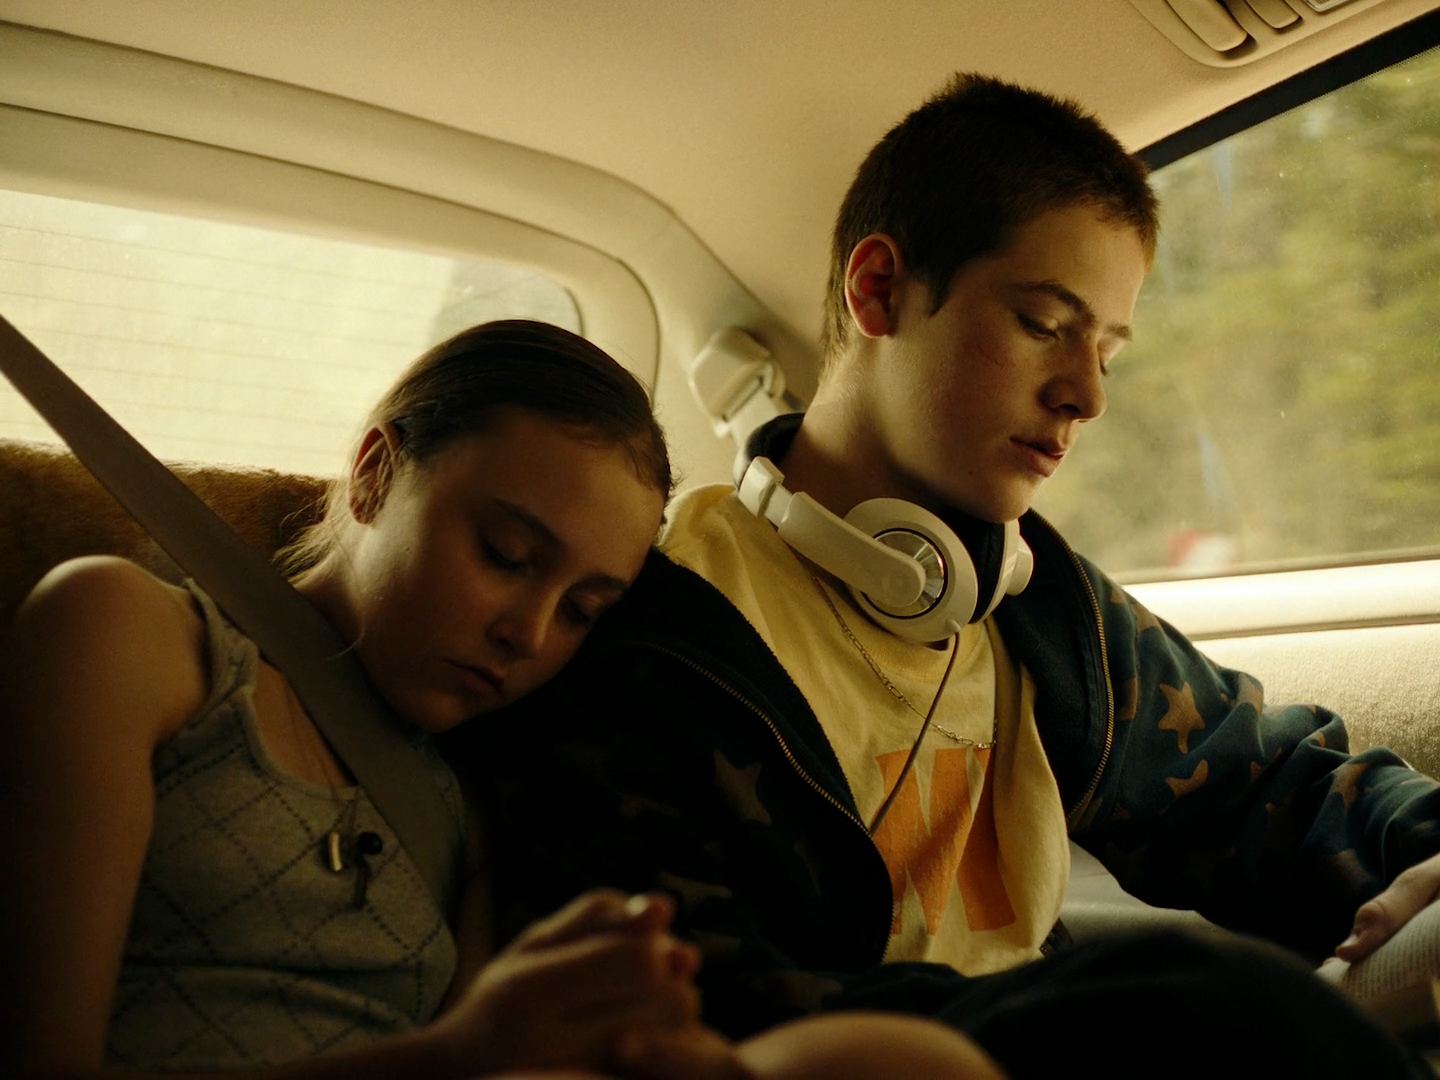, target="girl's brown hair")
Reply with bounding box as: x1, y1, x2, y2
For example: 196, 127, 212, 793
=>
278, 319, 671, 574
